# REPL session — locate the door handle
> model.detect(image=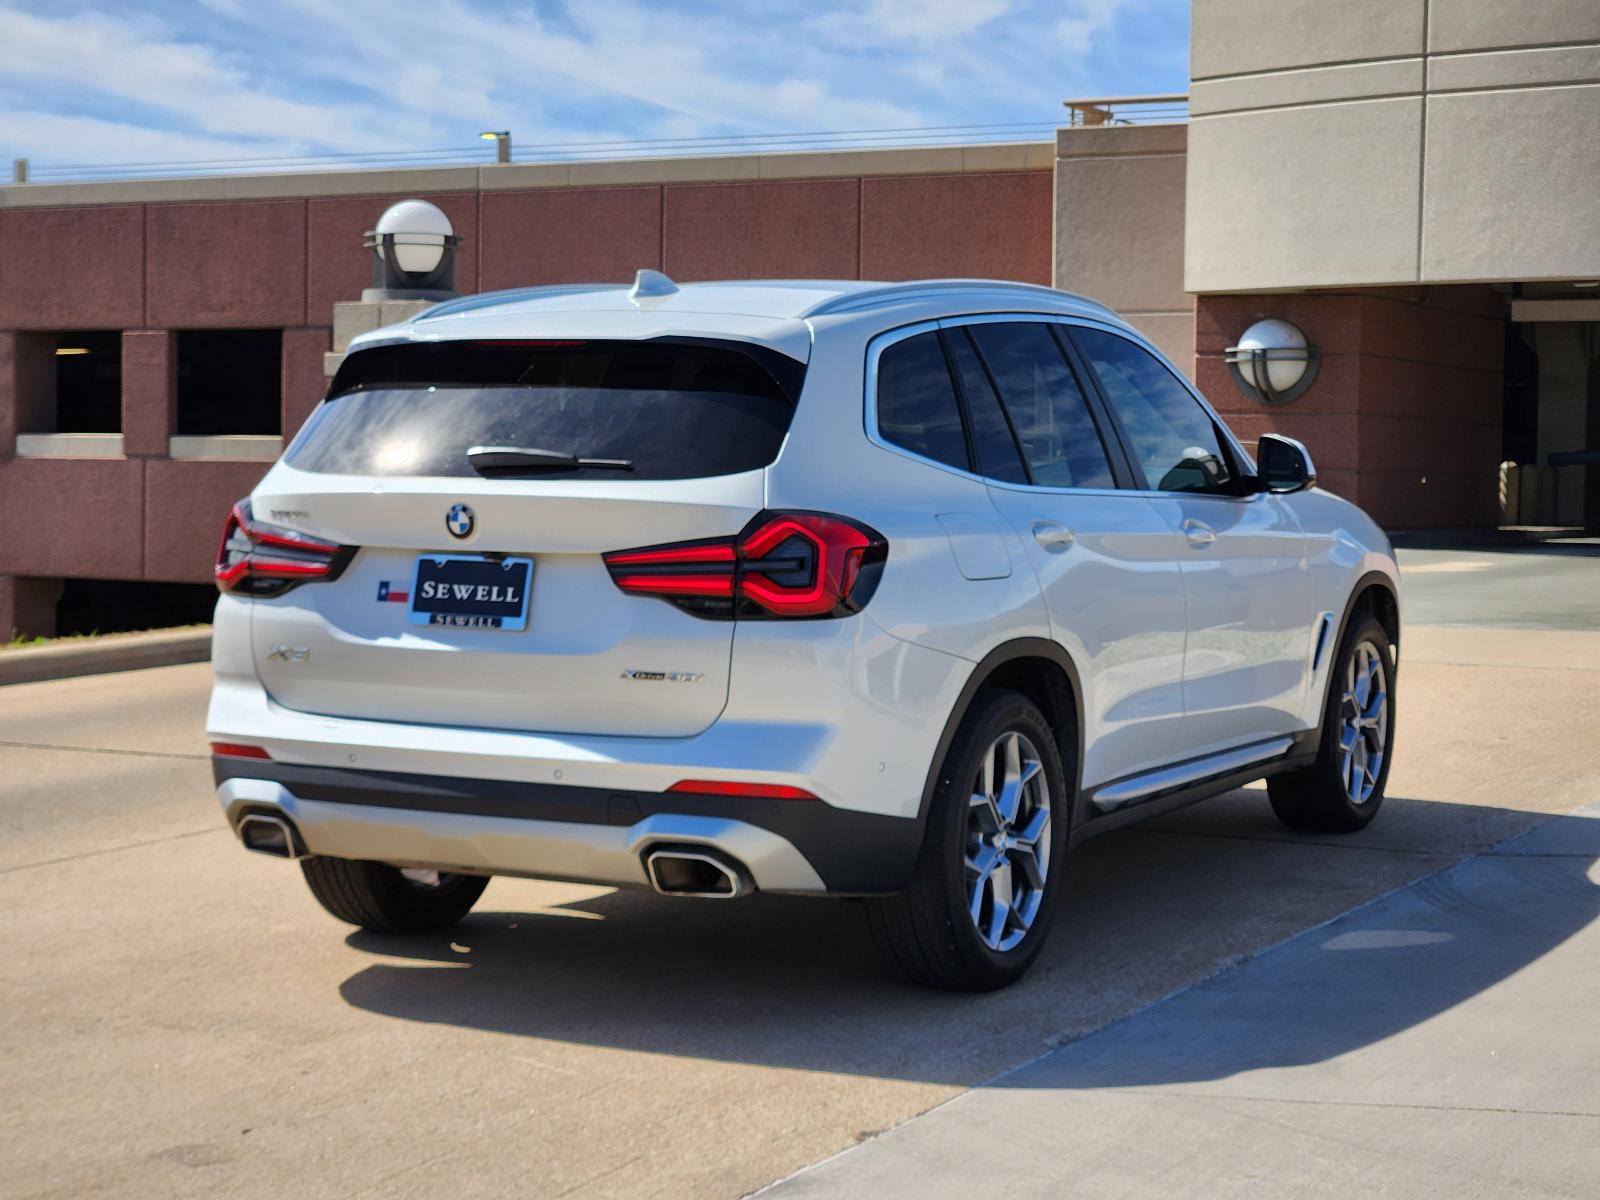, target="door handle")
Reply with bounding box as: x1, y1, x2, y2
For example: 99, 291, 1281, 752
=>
1031, 520, 1076, 551
1182, 518, 1216, 547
